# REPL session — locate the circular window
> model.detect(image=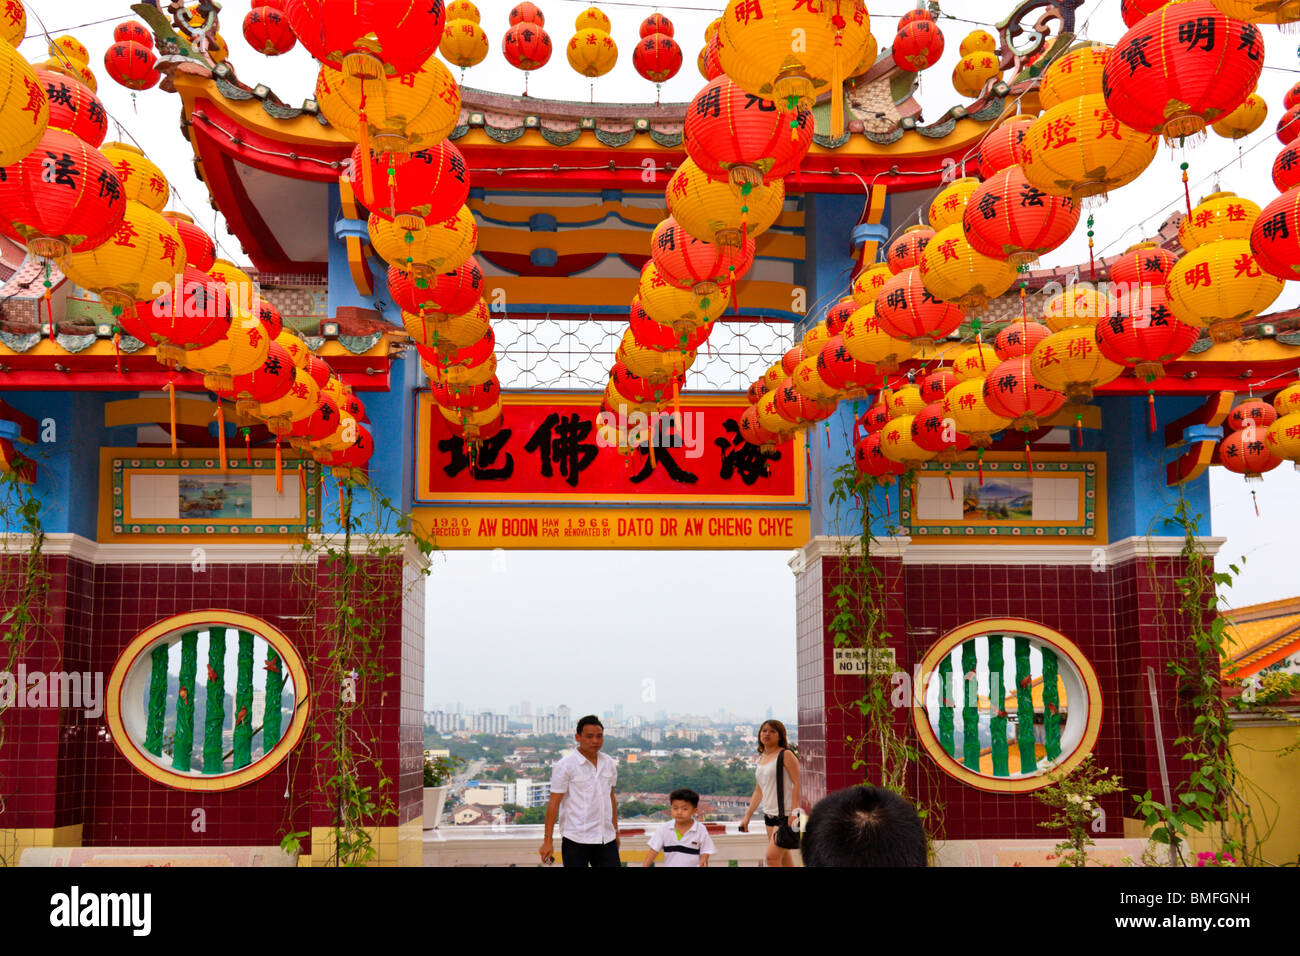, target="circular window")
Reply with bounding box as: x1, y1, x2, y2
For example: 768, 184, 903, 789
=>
106, 611, 311, 791
911, 618, 1102, 793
